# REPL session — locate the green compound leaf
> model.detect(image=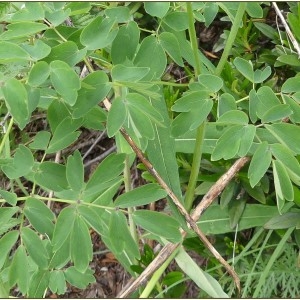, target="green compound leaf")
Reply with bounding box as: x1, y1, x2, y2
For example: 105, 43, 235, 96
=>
29, 131, 51, 150
197, 74, 223, 92
44, 41, 87, 67
228, 198, 247, 229
2, 78, 29, 129
111, 21, 140, 64
271, 143, 300, 185
66, 150, 84, 192
195, 204, 278, 235
144, 2, 170, 18
261, 104, 293, 123
265, 123, 300, 154
24, 197, 55, 238
282, 94, 300, 123
0, 21, 47, 40
49, 270, 67, 295
264, 212, 300, 229
105, 6, 131, 23
0, 41, 31, 63
21, 39, 51, 61
159, 32, 183, 67
47, 117, 83, 154
171, 99, 213, 136
248, 142, 272, 187
48, 237, 71, 270
163, 12, 189, 31
0, 190, 17, 206
134, 35, 167, 80
246, 2, 263, 18
273, 159, 294, 202
126, 93, 164, 124
107, 97, 127, 137
211, 125, 255, 161
21, 227, 49, 269
52, 206, 76, 252
217, 110, 249, 125
282, 76, 300, 93
70, 215, 93, 272
234, 57, 254, 82
85, 153, 125, 196
127, 104, 155, 139
253, 66, 271, 83
28, 270, 50, 298
64, 267, 95, 289
111, 65, 150, 82
108, 210, 140, 257
11, 2, 45, 21
172, 91, 210, 112
0, 230, 19, 269
114, 184, 167, 208
44, 6, 71, 27
50, 60, 81, 106
133, 210, 182, 243
1, 145, 34, 179
9, 245, 30, 295
72, 70, 111, 118
34, 162, 68, 192
80, 16, 118, 50
28, 61, 50, 87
